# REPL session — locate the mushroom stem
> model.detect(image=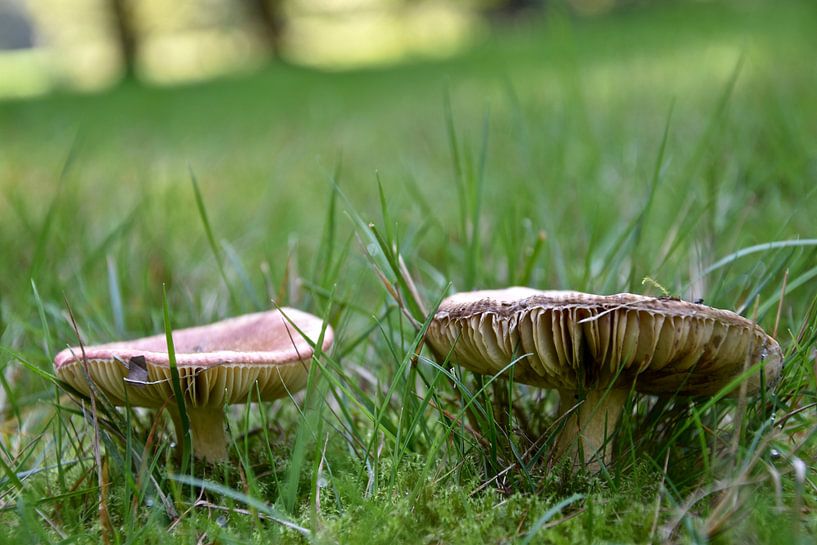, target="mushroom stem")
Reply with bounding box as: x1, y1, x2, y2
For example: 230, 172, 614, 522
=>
169, 406, 229, 462
554, 388, 628, 470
